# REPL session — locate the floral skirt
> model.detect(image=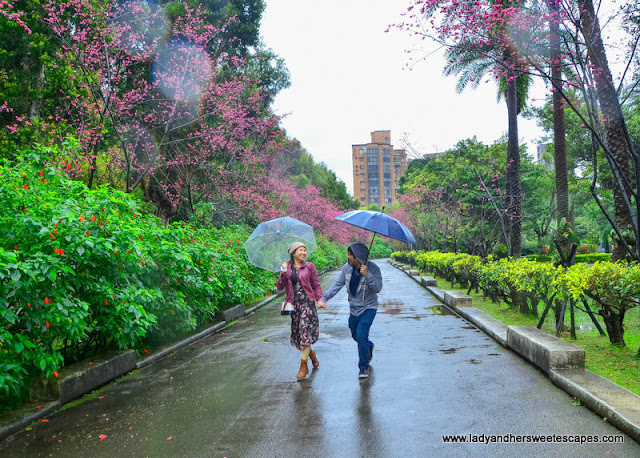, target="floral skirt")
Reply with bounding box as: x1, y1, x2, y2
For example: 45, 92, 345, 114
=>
290, 298, 319, 350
